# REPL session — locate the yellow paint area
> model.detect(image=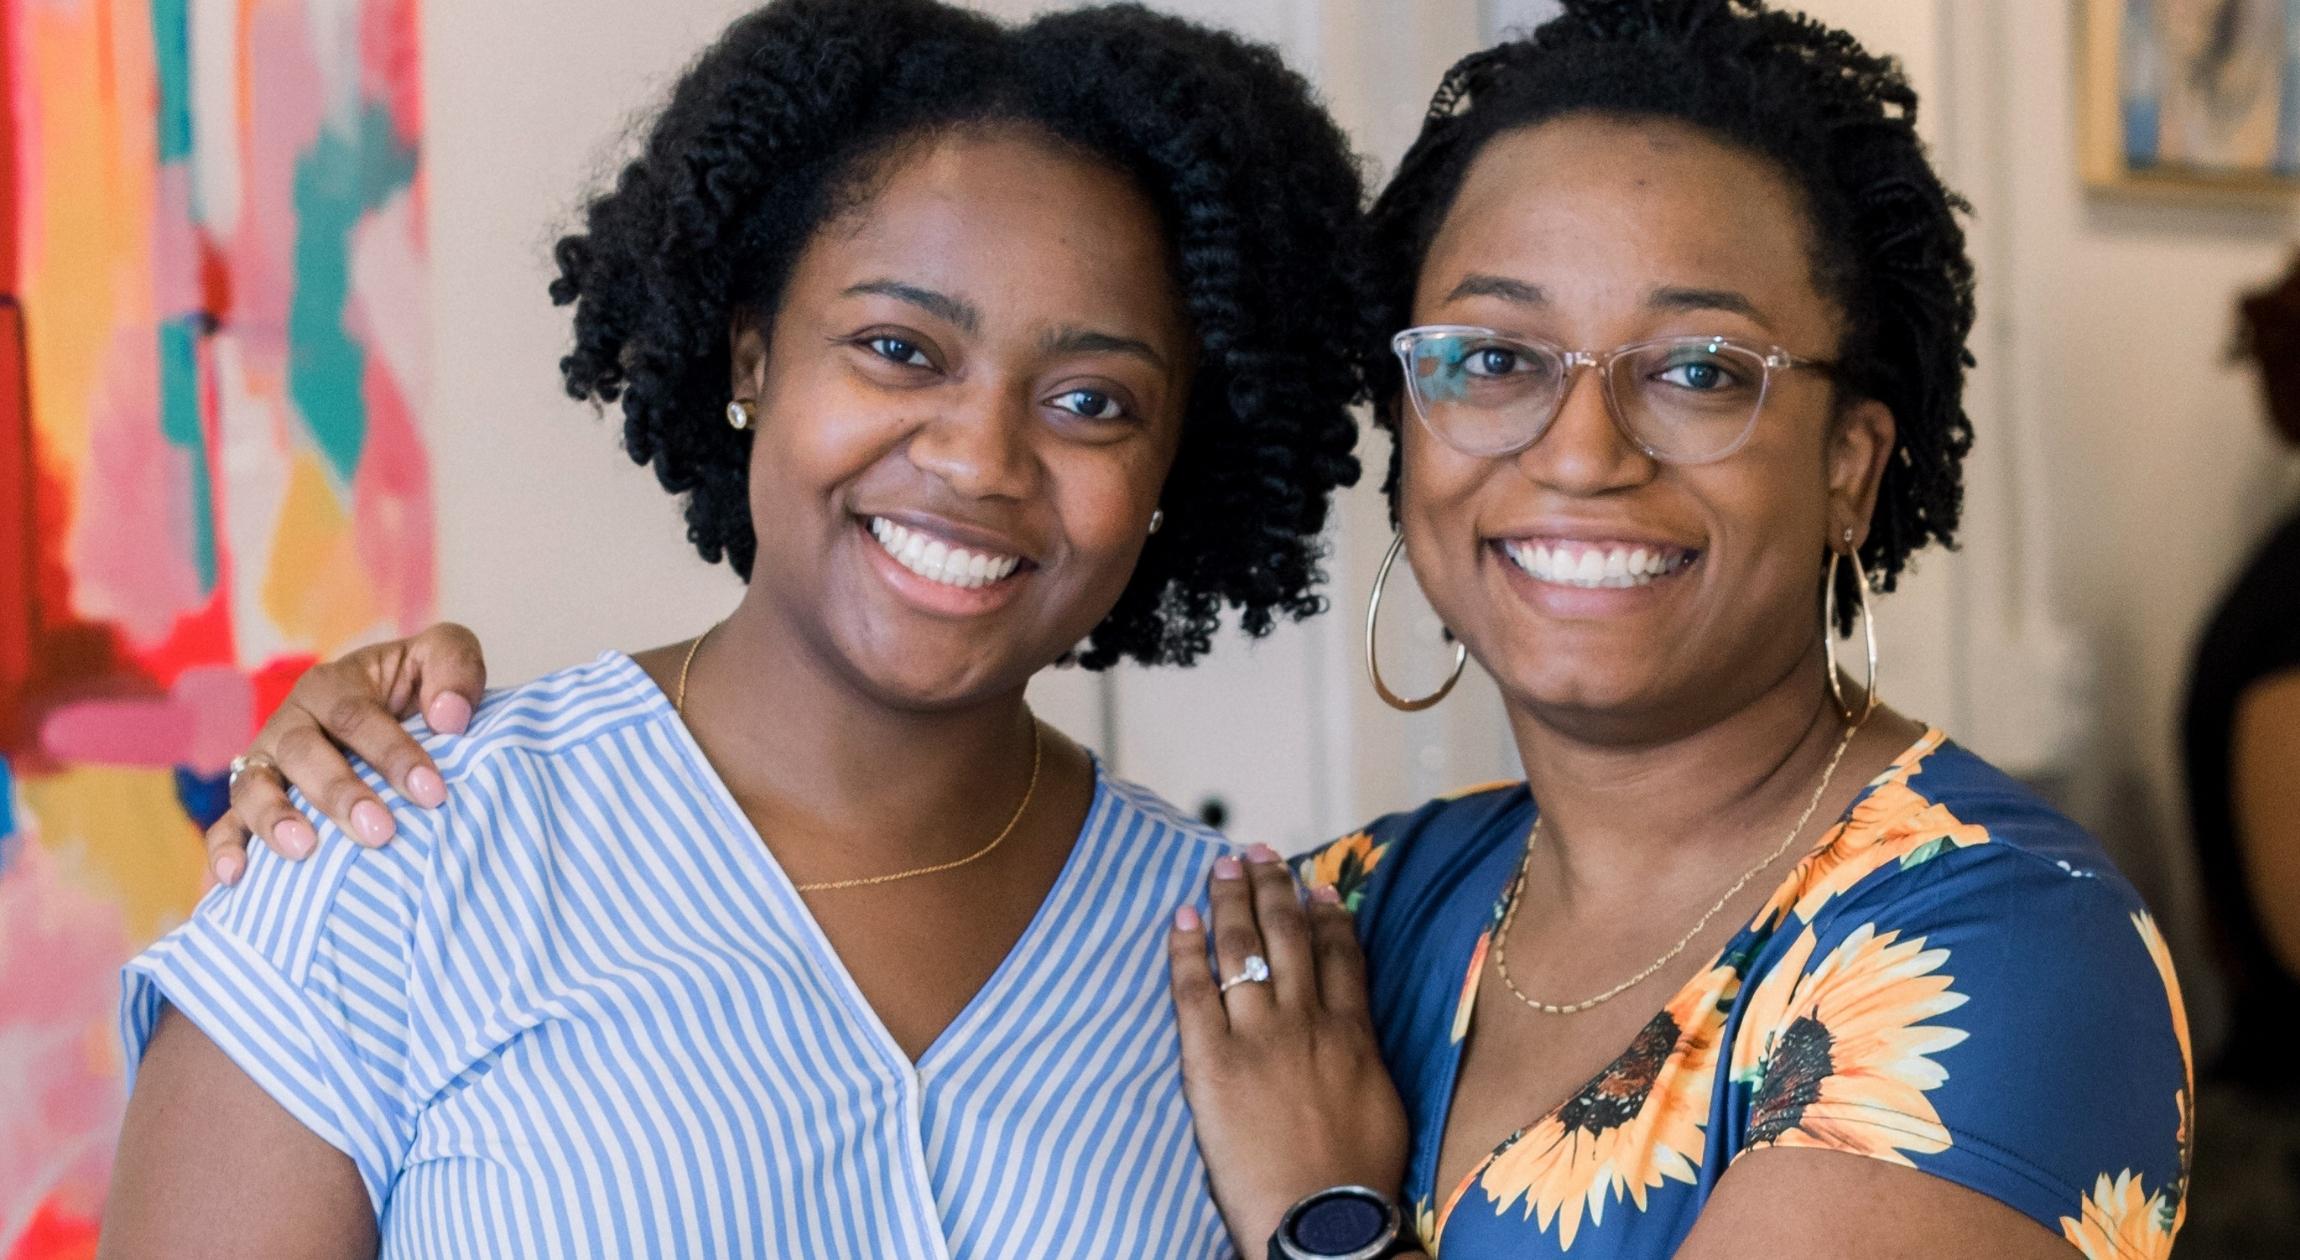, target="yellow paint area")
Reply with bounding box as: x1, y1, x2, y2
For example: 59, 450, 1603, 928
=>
261, 449, 379, 655
18, 767, 205, 943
